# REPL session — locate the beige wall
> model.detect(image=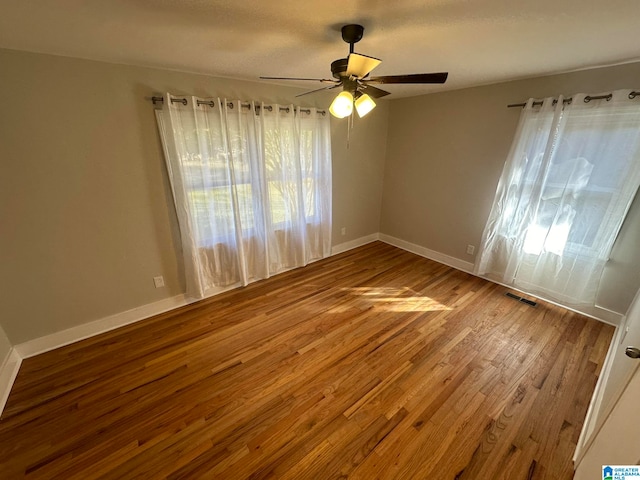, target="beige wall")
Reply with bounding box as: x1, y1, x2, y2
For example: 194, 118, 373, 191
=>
331, 104, 389, 243
0, 49, 387, 344
2, 46, 638, 345
381, 62, 640, 314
